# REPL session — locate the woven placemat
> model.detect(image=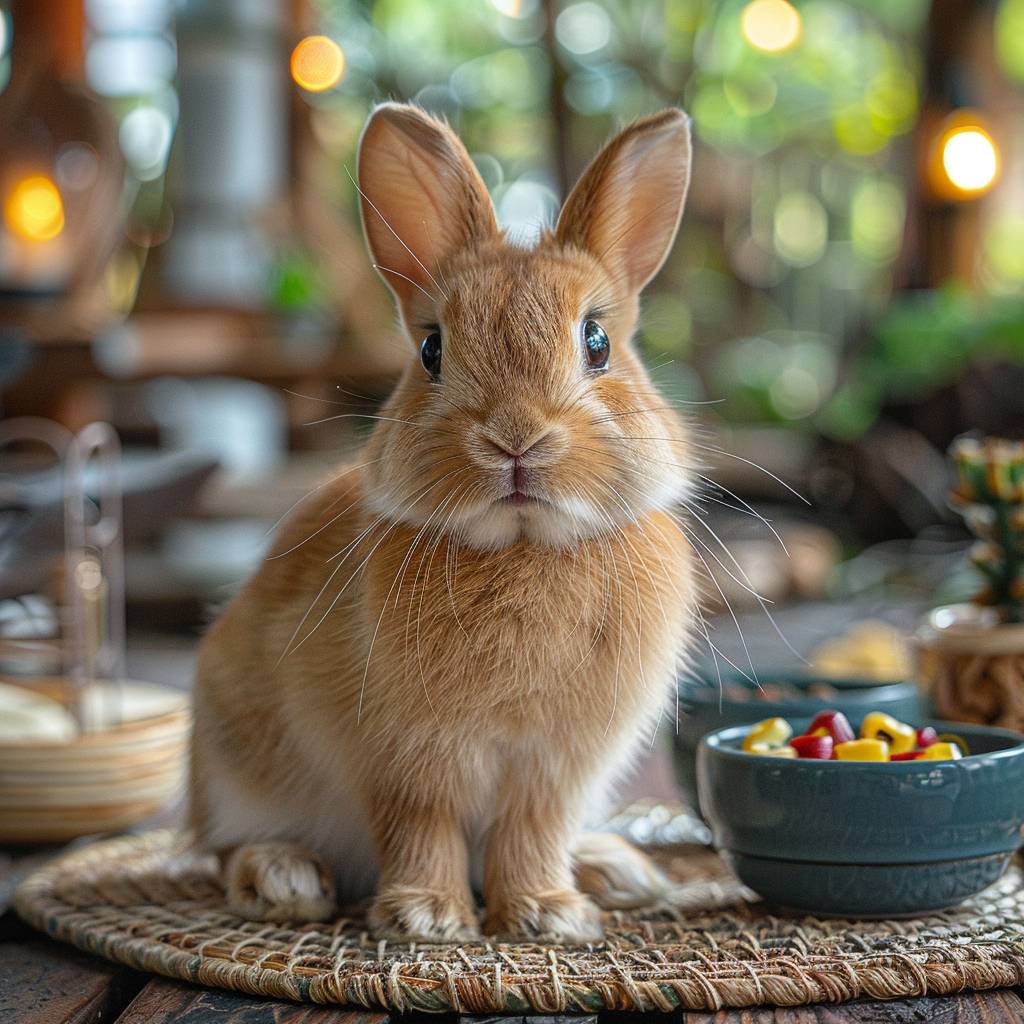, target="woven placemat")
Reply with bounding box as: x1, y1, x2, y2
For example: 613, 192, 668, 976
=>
15, 829, 1024, 1014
